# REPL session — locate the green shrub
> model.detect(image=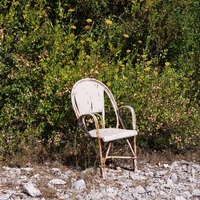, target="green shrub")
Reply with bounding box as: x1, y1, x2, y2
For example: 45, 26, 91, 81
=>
0, 0, 199, 163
